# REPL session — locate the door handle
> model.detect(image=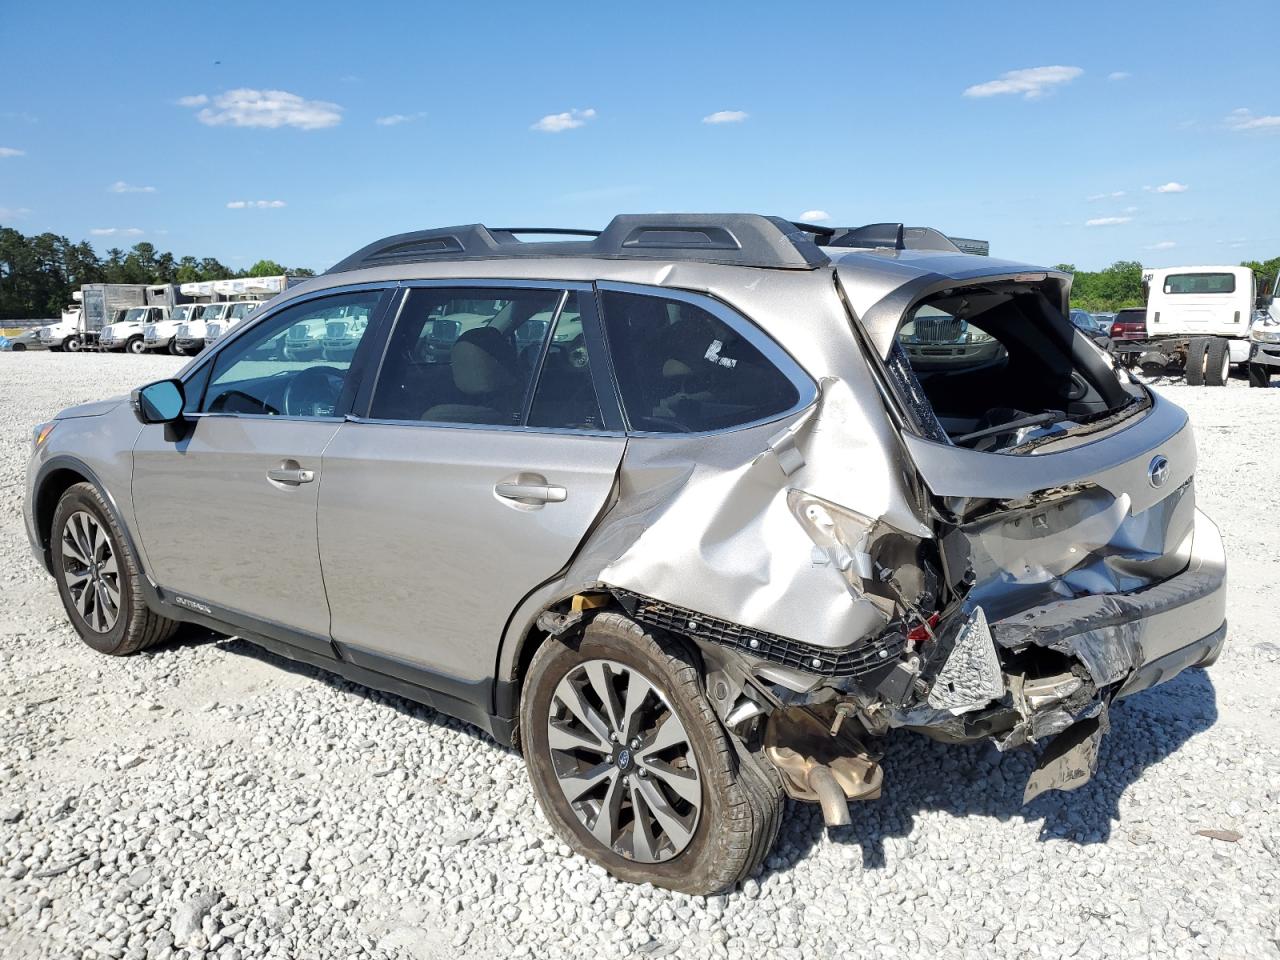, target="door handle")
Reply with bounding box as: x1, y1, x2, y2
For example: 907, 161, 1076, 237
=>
495, 481, 567, 504
267, 461, 316, 485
